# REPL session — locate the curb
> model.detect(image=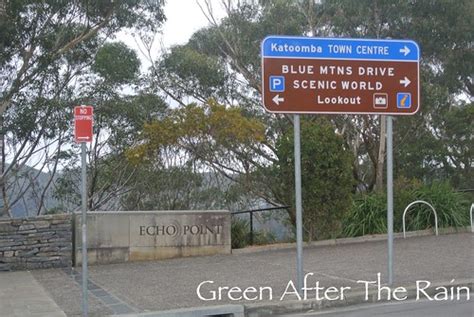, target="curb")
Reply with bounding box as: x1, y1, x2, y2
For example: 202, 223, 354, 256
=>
118, 304, 244, 317
232, 227, 471, 255
244, 279, 473, 316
